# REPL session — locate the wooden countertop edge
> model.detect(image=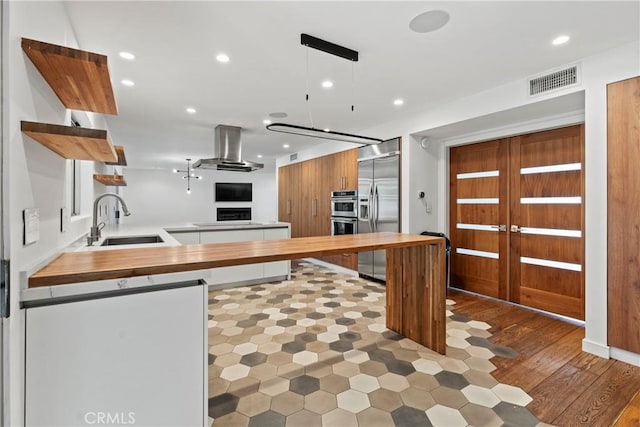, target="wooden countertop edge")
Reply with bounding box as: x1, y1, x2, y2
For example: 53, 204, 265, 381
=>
29, 233, 444, 288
